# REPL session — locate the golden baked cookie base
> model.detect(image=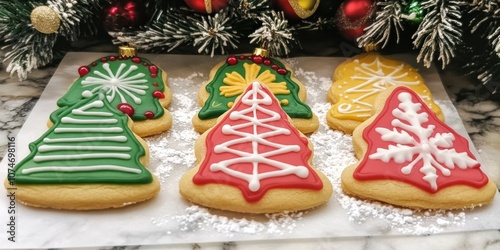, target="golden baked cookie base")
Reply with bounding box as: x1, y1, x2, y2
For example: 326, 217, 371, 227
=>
4, 177, 160, 210
341, 165, 497, 210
